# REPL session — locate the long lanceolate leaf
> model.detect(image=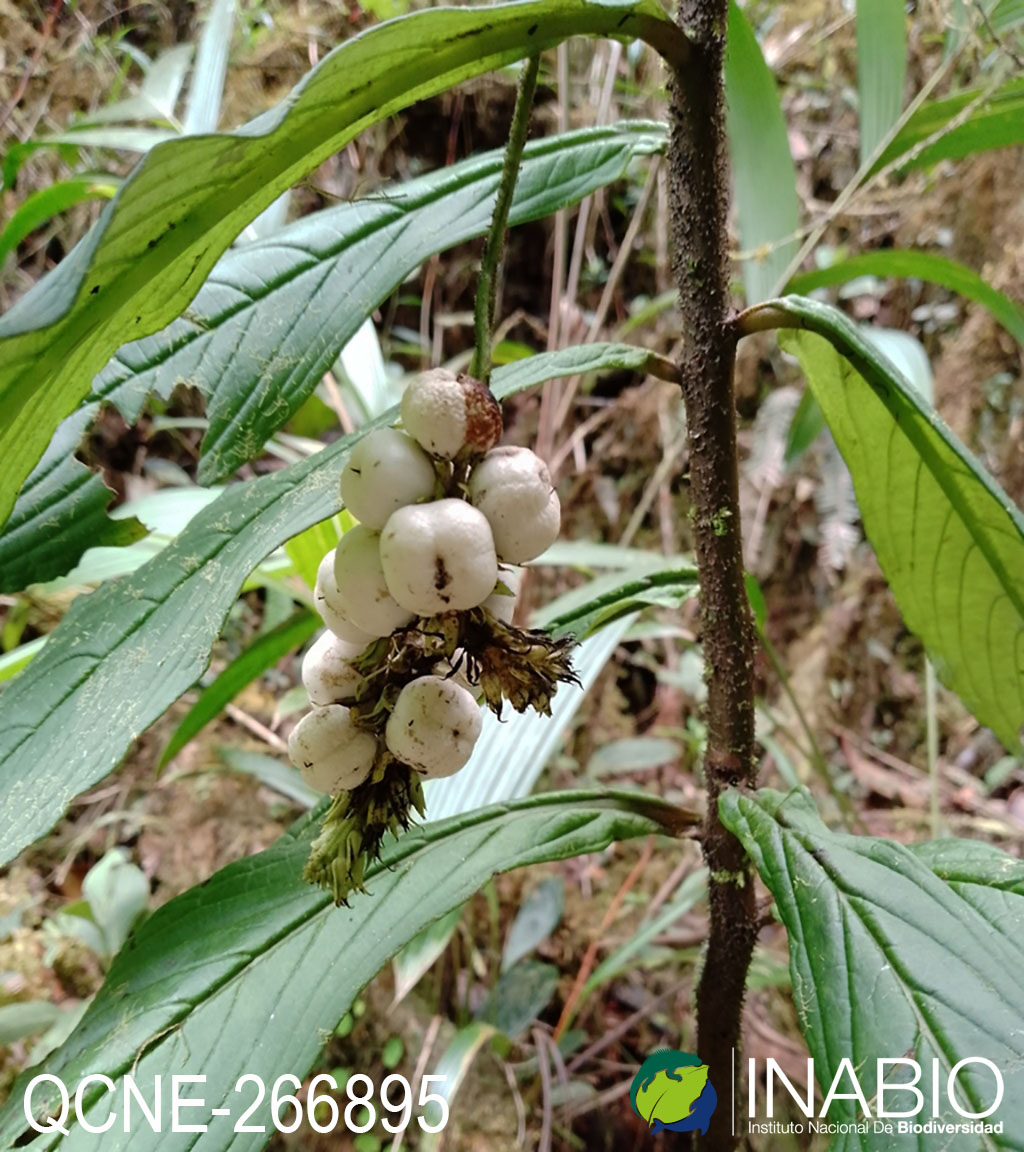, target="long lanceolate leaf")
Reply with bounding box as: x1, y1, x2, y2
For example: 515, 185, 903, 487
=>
2, 790, 690, 1151
0, 343, 667, 868
158, 609, 320, 768
723, 0, 799, 304
870, 76, 1024, 176
0, 123, 665, 589
0, 0, 687, 530
721, 789, 1024, 1151
787, 249, 1024, 347
93, 122, 667, 482
855, 0, 907, 164
758, 296, 1024, 749
0, 406, 146, 594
